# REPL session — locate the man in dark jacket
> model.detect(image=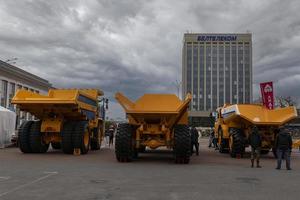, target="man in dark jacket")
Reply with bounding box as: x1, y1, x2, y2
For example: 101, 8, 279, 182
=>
249, 126, 262, 168
191, 126, 199, 156
108, 127, 115, 147
275, 128, 292, 170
